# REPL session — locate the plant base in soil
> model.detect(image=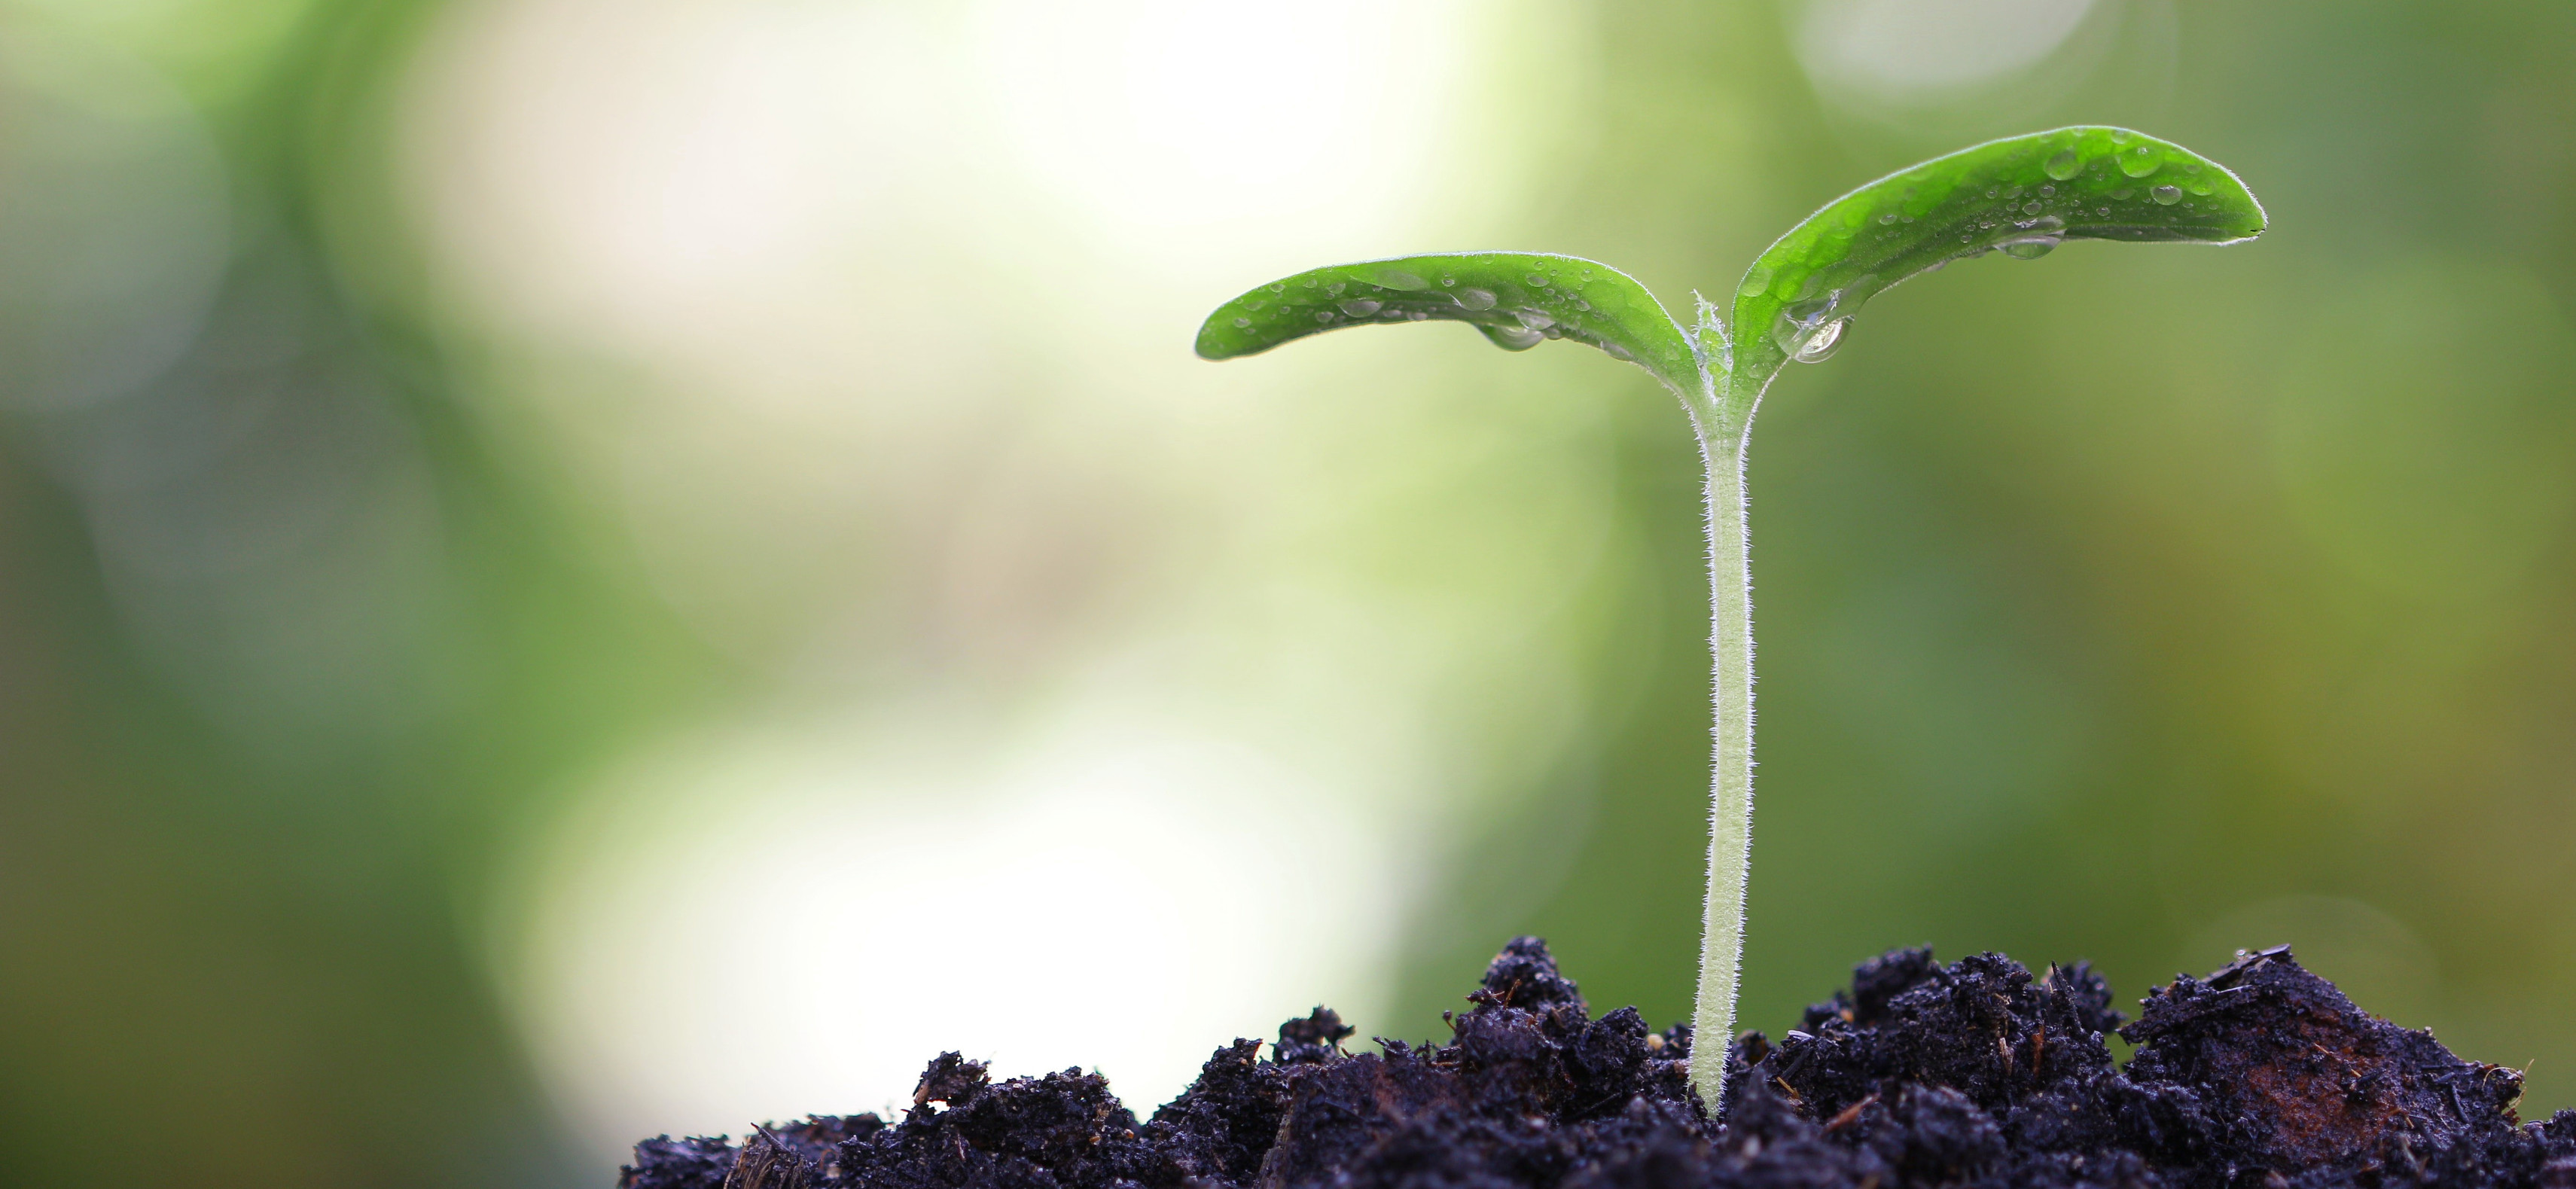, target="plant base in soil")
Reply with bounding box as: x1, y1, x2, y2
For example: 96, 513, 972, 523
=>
622, 939, 2576, 1189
